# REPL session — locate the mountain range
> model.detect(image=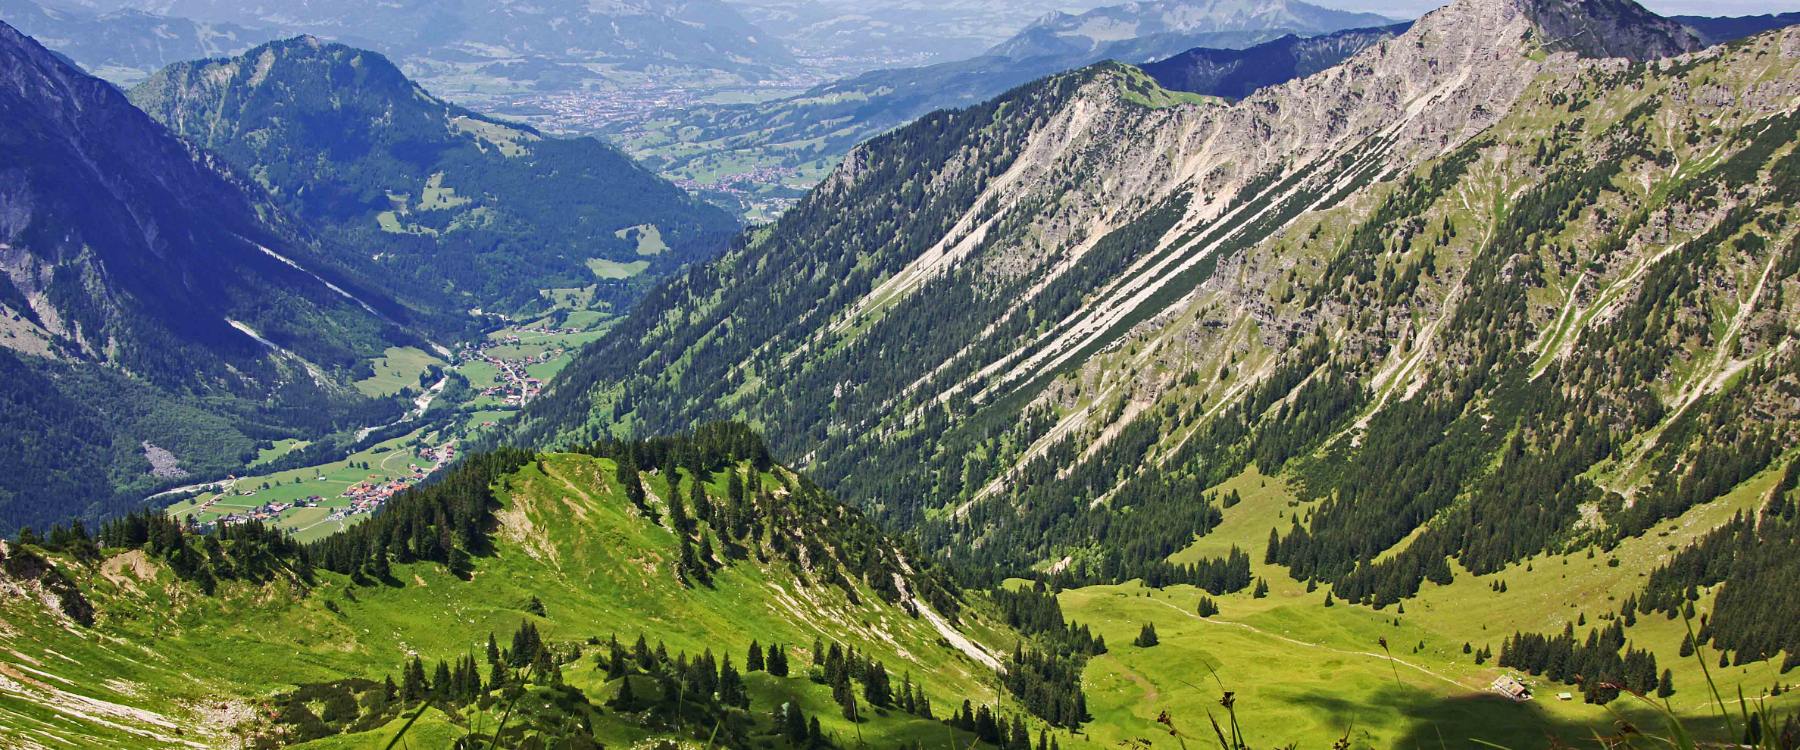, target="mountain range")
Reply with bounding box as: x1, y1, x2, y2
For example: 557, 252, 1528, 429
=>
6, 0, 1800, 747
0, 0, 274, 84
987, 0, 1395, 59
128, 36, 738, 317
510, 0, 1800, 706
58, 0, 795, 75
0, 20, 414, 532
